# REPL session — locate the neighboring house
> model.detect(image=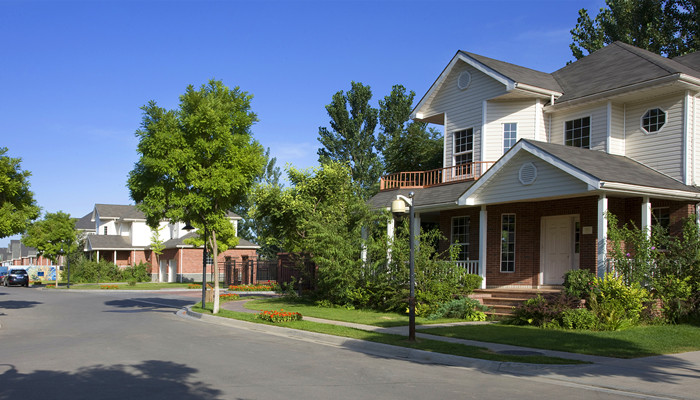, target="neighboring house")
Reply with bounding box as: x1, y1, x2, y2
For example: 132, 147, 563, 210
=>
370, 41, 700, 289
0, 240, 54, 272
83, 204, 260, 282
